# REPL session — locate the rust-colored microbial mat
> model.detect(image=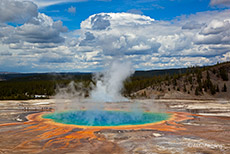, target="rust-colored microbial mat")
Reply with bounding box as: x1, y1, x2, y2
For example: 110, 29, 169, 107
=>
0, 111, 194, 153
